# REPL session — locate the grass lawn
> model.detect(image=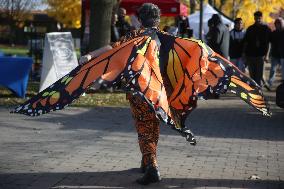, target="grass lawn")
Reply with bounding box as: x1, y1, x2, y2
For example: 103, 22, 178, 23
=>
0, 81, 129, 108
0, 45, 81, 57
0, 45, 29, 57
